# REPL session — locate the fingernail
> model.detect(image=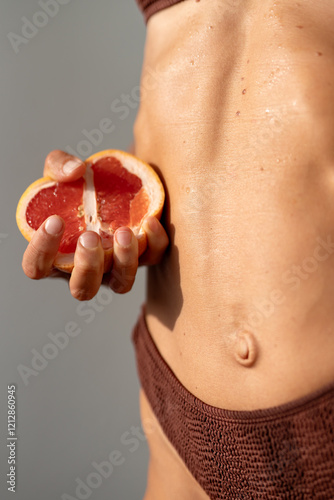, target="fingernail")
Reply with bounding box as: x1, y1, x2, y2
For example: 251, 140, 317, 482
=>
146, 216, 159, 232
45, 216, 64, 236
79, 232, 99, 249
116, 229, 132, 247
63, 158, 83, 175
